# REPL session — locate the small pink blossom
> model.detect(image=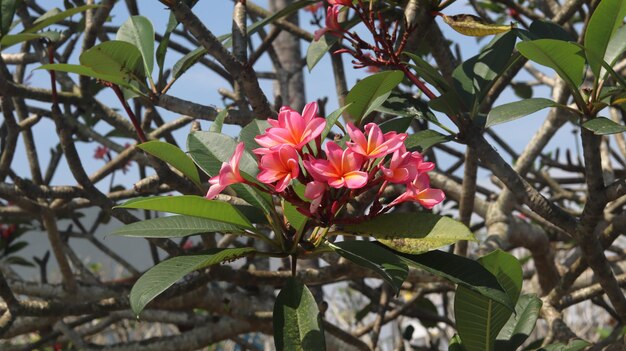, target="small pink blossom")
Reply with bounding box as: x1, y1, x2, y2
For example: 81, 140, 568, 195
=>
380, 149, 435, 183
206, 142, 246, 199
388, 173, 445, 209
257, 145, 300, 192
254, 101, 326, 155
305, 180, 326, 213
304, 142, 368, 189
314, 5, 342, 41
346, 123, 407, 159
